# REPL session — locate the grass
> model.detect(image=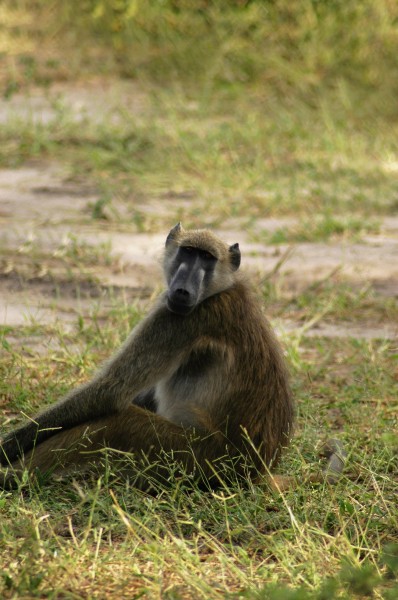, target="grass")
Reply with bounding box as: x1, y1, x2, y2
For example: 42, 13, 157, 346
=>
256, 214, 381, 244
1, 90, 398, 235
1, 320, 397, 598
270, 279, 398, 326
1, 263, 397, 598
1, 0, 398, 597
